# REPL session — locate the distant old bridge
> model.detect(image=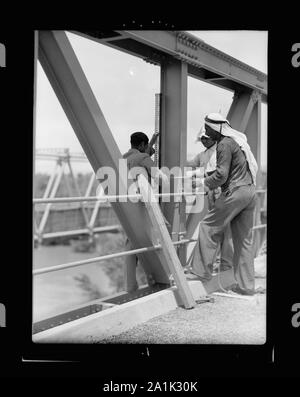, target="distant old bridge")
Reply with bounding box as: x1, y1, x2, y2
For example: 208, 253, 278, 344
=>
33, 30, 267, 342
34, 148, 121, 243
